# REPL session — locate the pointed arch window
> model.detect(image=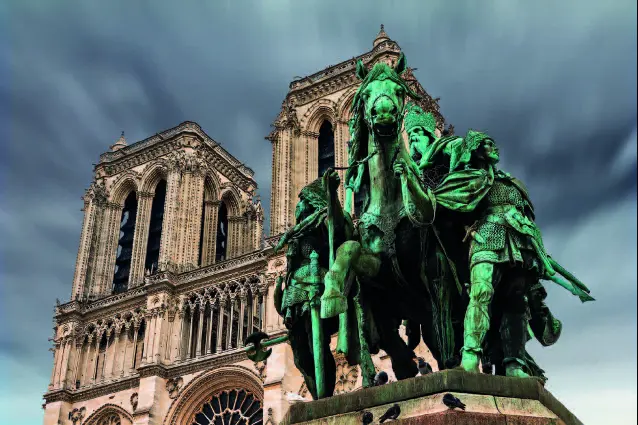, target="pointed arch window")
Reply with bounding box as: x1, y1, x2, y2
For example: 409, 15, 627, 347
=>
113, 192, 137, 294
145, 180, 166, 274
318, 120, 335, 178
215, 202, 228, 262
